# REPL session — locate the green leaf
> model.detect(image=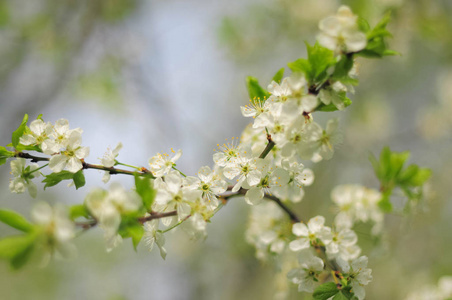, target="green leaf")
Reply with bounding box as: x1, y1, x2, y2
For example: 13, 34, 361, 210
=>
357, 12, 398, 59
134, 174, 156, 210
0, 146, 15, 166
288, 42, 335, 85
69, 205, 89, 220
306, 42, 335, 84
0, 235, 36, 260
73, 170, 86, 190
272, 68, 285, 83
10, 242, 35, 270
332, 55, 354, 80
357, 17, 371, 33
245, 76, 269, 102
333, 292, 349, 300
313, 282, 339, 300
13, 144, 41, 152
408, 168, 432, 186
12, 114, 29, 148
317, 94, 352, 112
333, 290, 354, 300
0, 210, 33, 232
42, 171, 75, 189
288, 58, 310, 74
378, 192, 393, 213
128, 224, 144, 251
